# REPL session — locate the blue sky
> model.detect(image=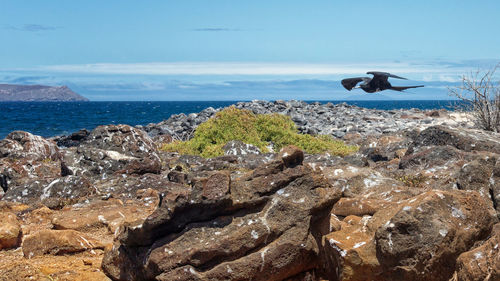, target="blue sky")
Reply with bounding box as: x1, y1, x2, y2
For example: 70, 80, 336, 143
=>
1, 0, 499, 100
